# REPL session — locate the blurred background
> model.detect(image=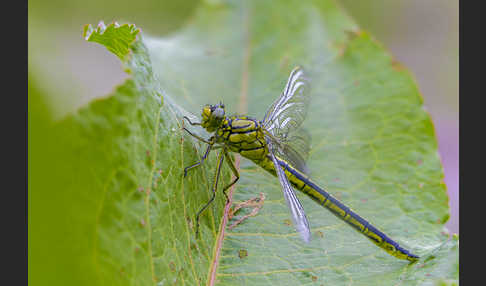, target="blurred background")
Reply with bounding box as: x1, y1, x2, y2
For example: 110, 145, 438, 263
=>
28, 0, 458, 234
